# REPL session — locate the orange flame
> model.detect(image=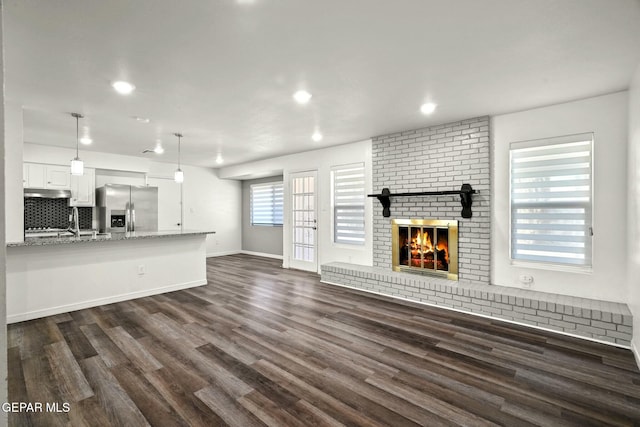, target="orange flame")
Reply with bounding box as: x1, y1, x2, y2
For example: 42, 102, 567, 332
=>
410, 230, 449, 265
